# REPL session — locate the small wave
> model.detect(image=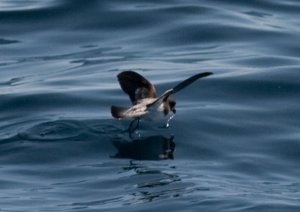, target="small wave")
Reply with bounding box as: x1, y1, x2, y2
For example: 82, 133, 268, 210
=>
0, 0, 57, 11
0, 38, 19, 45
